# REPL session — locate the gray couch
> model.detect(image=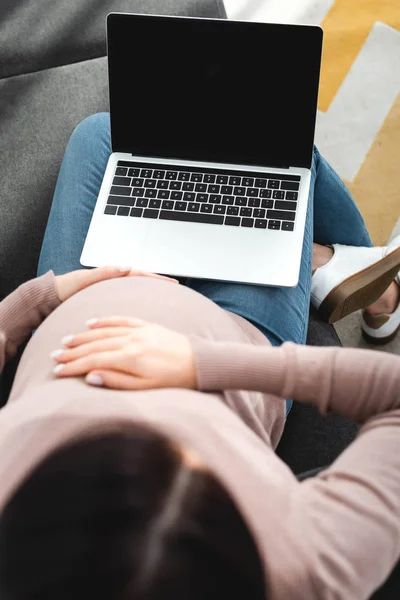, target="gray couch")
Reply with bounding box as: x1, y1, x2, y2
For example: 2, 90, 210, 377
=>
0, 0, 359, 472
